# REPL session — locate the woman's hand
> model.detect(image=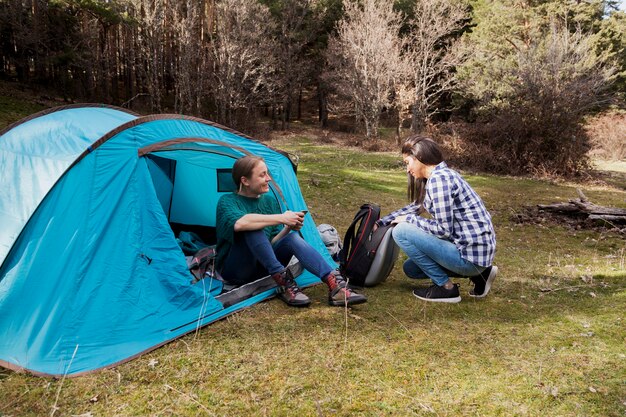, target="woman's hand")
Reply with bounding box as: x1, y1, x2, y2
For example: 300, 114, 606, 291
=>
282, 210, 305, 230
391, 215, 408, 224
